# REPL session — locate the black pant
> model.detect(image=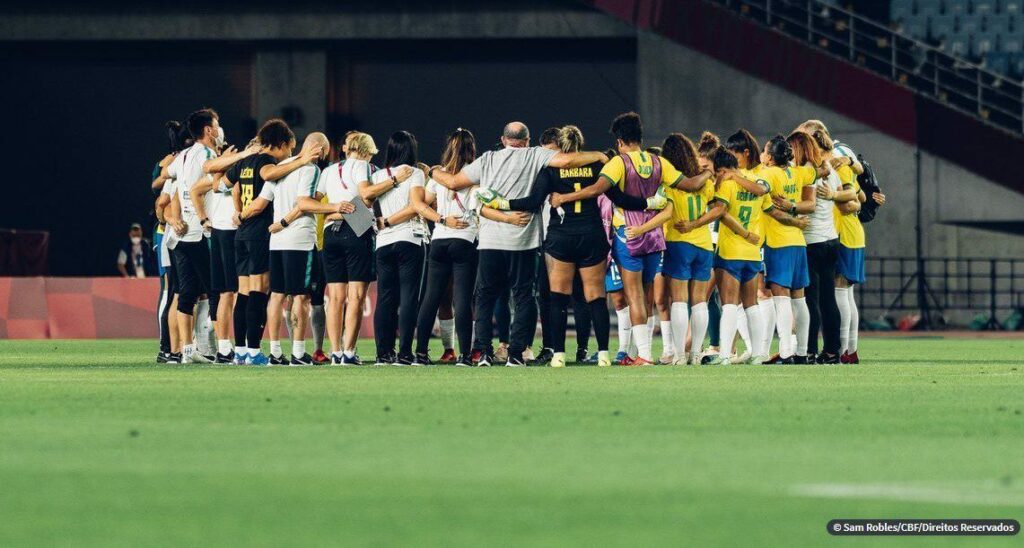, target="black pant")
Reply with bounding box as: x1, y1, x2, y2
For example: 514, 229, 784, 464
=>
806, 239, 841, 355
473, 248, 538, 357
158, 265, 177, 354
571, 273, 591, 352
374, 241, 425, 358
538, 258, 592, 353
493, 287, 511, 343
415, 239, 477, 356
